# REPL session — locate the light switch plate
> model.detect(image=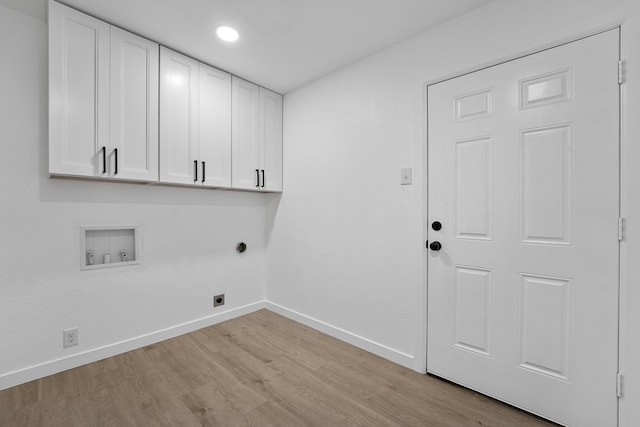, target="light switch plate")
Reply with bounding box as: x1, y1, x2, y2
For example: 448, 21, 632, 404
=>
400, 168, 412, 185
